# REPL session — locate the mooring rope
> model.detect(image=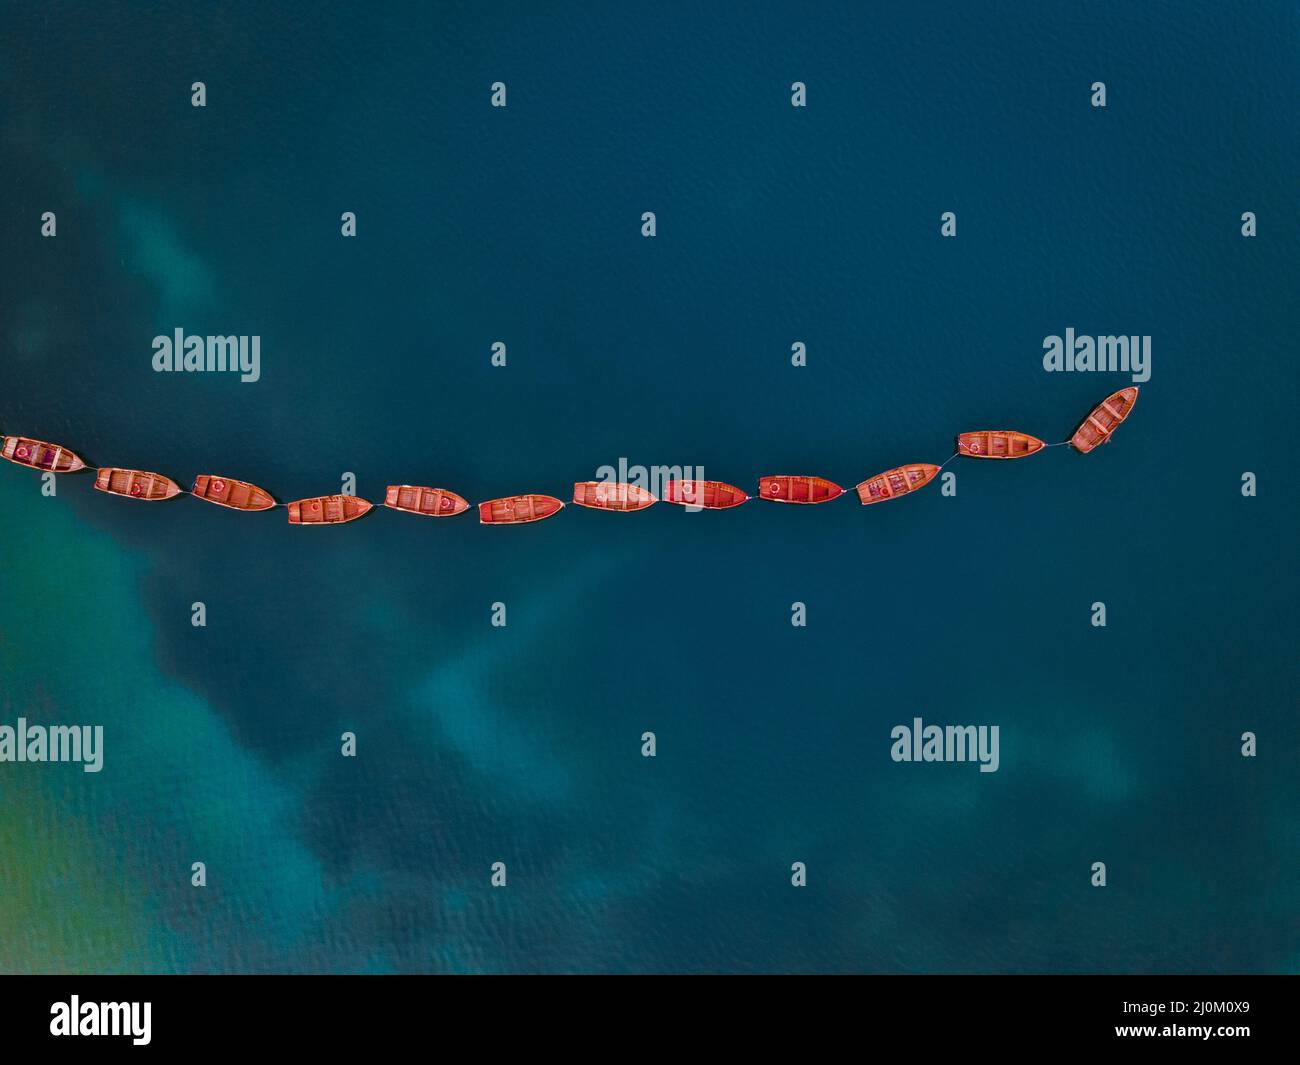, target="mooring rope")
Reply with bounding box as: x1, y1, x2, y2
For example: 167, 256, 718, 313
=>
10, 446, 1076, 514
2, 388, 1139, 521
